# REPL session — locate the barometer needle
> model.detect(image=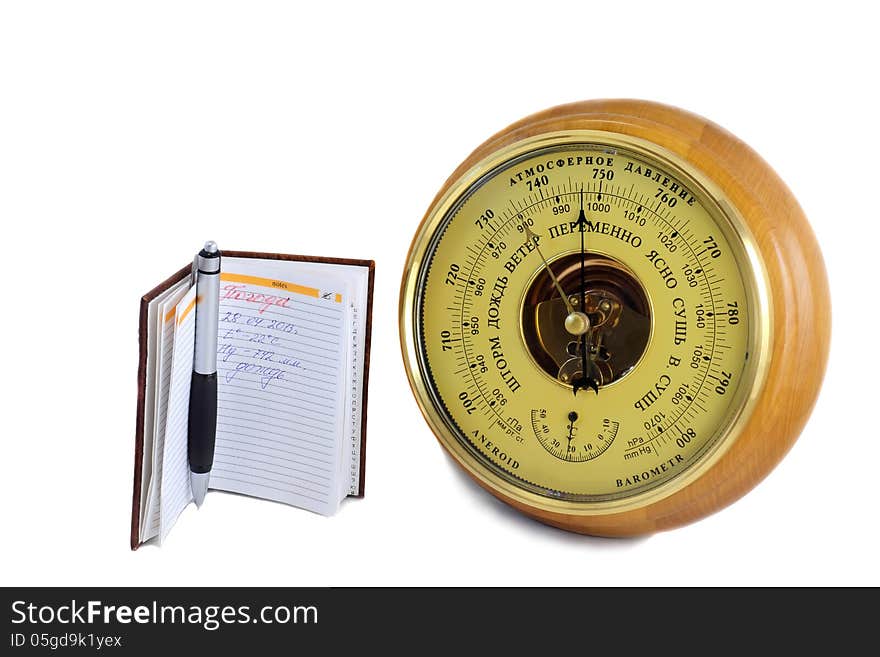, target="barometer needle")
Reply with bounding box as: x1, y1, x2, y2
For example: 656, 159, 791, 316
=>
575, 187, 599, 395
522, 222, 576, 316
